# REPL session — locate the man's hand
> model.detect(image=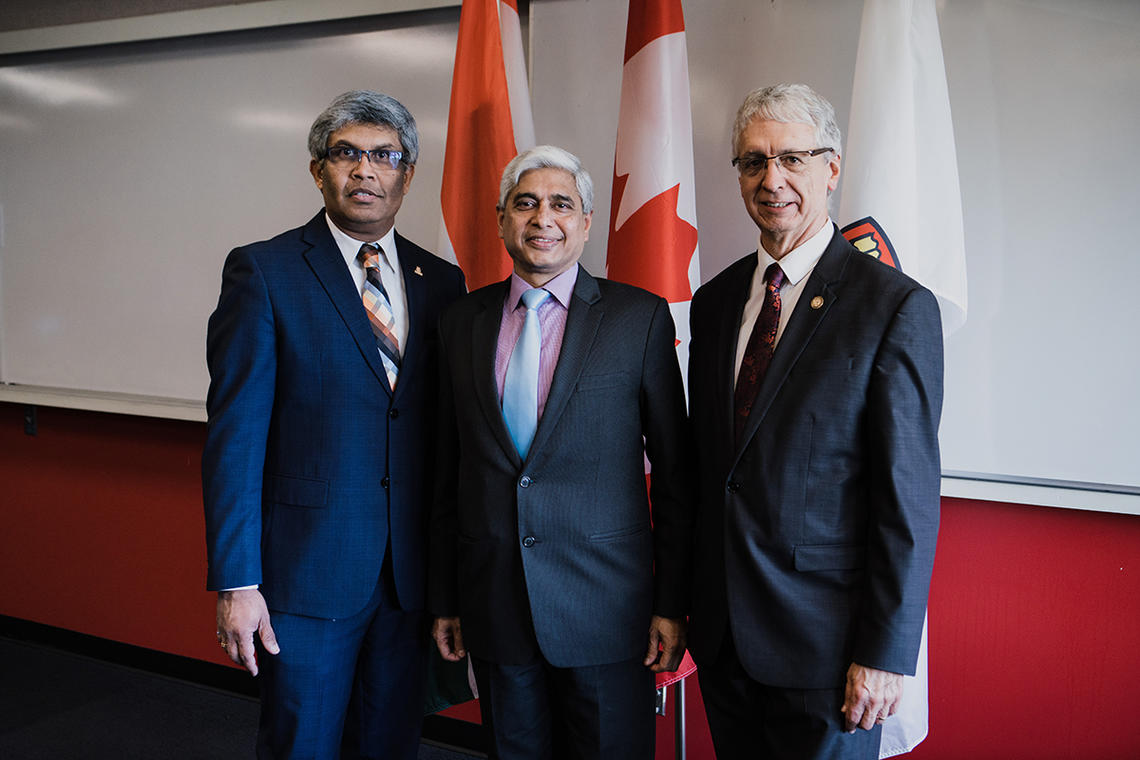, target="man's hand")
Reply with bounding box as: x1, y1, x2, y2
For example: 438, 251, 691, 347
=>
841, 662, 903, 732
644, 615, 687, 673
216, 589, 279, 676
432, 616, 467, 662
